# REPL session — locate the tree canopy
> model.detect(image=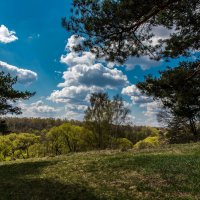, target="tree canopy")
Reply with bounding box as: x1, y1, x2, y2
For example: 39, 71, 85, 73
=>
137, 61, 200, 139
64, 0, 200, 63
65, 0, 200, 140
